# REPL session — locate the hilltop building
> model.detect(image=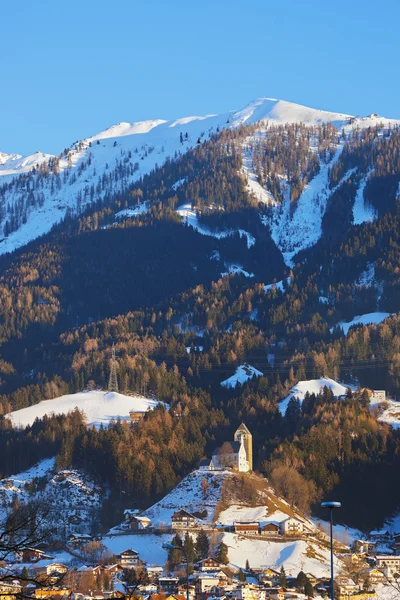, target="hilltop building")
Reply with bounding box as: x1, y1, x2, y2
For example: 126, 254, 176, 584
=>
210, 424, 253, 472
